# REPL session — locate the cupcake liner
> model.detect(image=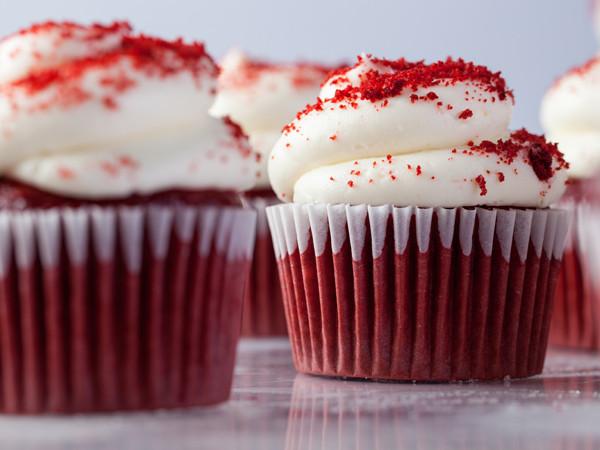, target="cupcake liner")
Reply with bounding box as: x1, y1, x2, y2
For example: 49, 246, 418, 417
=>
267, 203, 568, 381
241, 194, 287, 337
0, 204, 256, 414
550, 199, 600, 350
